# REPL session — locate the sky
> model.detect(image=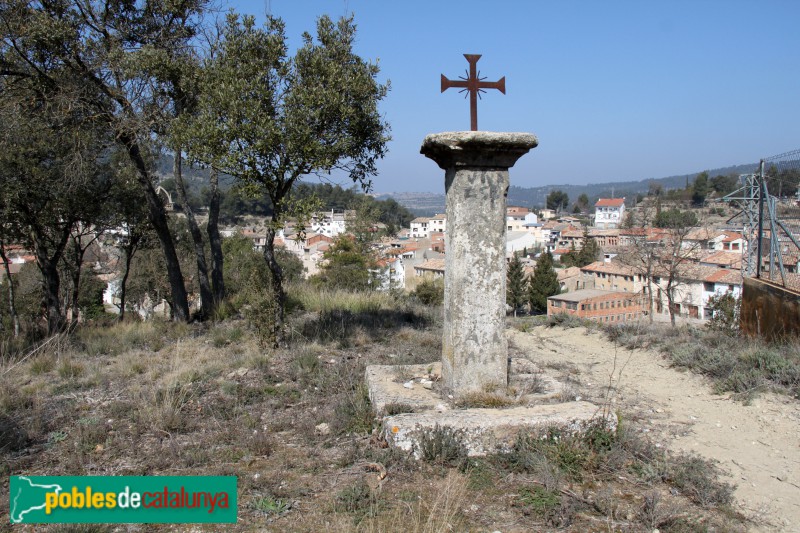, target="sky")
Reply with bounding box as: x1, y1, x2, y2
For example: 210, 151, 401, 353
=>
226, 0, 800, 194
